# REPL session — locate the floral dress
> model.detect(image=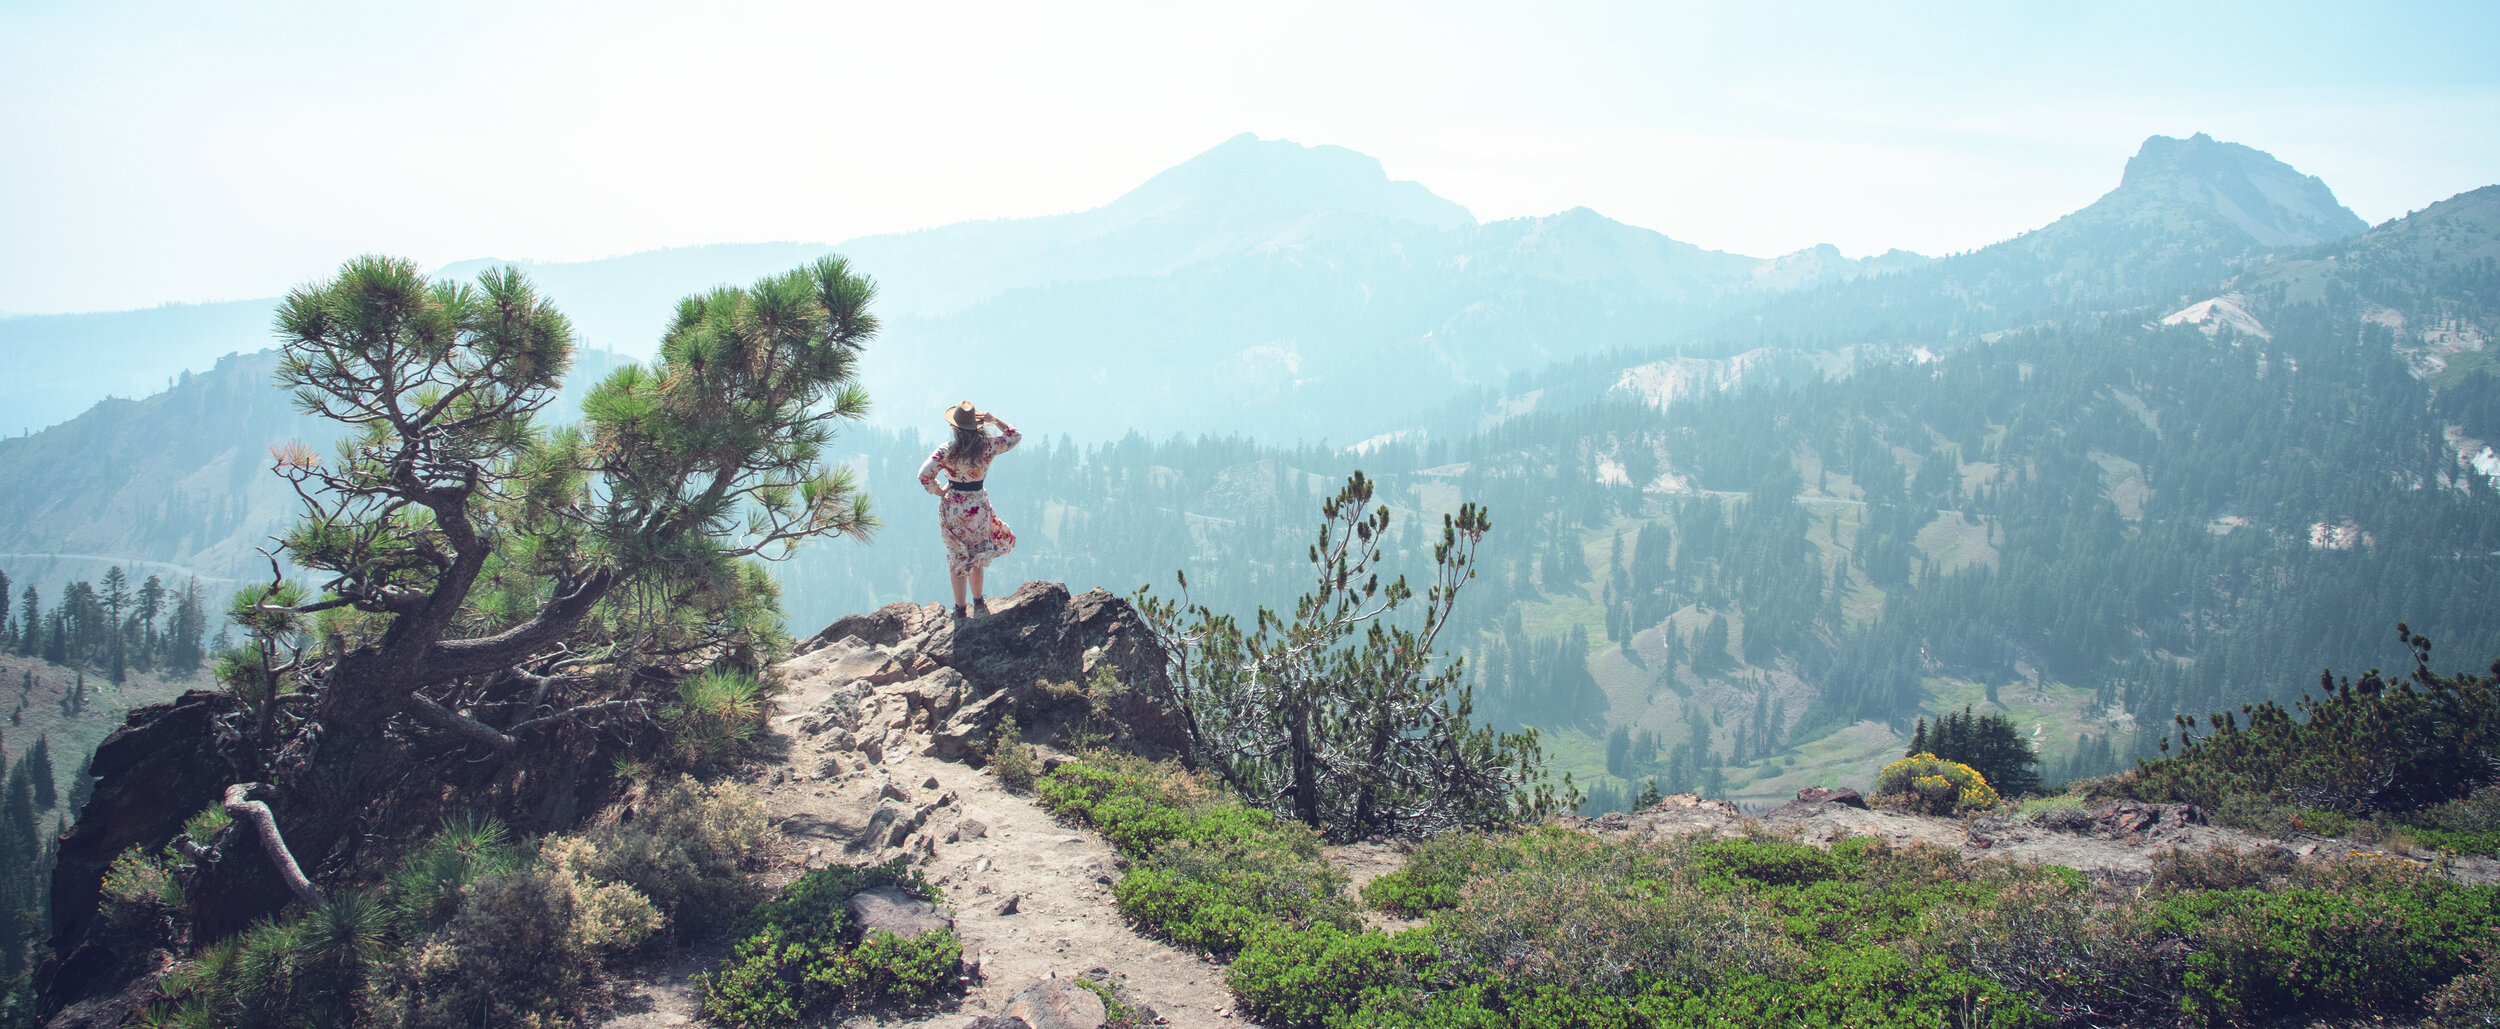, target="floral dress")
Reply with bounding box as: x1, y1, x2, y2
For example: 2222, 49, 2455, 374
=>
917, 420, 1020, 575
